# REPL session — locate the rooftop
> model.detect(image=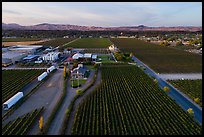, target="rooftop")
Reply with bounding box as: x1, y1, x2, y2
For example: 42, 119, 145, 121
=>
2, 51, 27, 59
92, 54, 97, 59
23, 55, 39, 60
84, 53, 92, 58
2, 58, 12, 64
72, 53, 84, 59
